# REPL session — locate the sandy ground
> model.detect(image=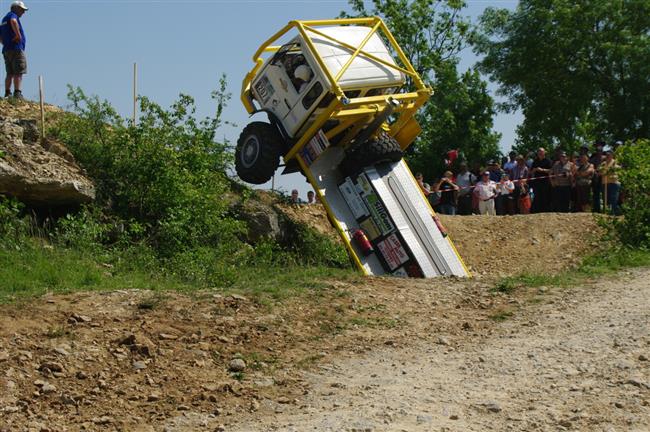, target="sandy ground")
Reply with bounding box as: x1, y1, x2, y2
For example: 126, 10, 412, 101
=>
228, 269, 650, 432
1, 267, 648, 431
